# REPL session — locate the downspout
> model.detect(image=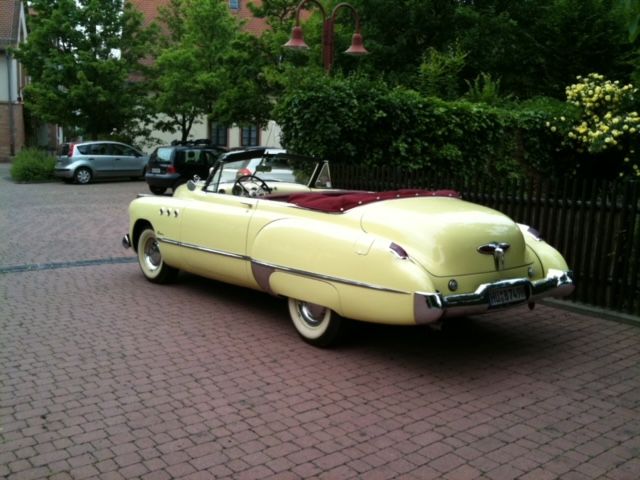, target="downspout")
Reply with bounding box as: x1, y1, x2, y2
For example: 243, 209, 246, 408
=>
6, 52, 16, 156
